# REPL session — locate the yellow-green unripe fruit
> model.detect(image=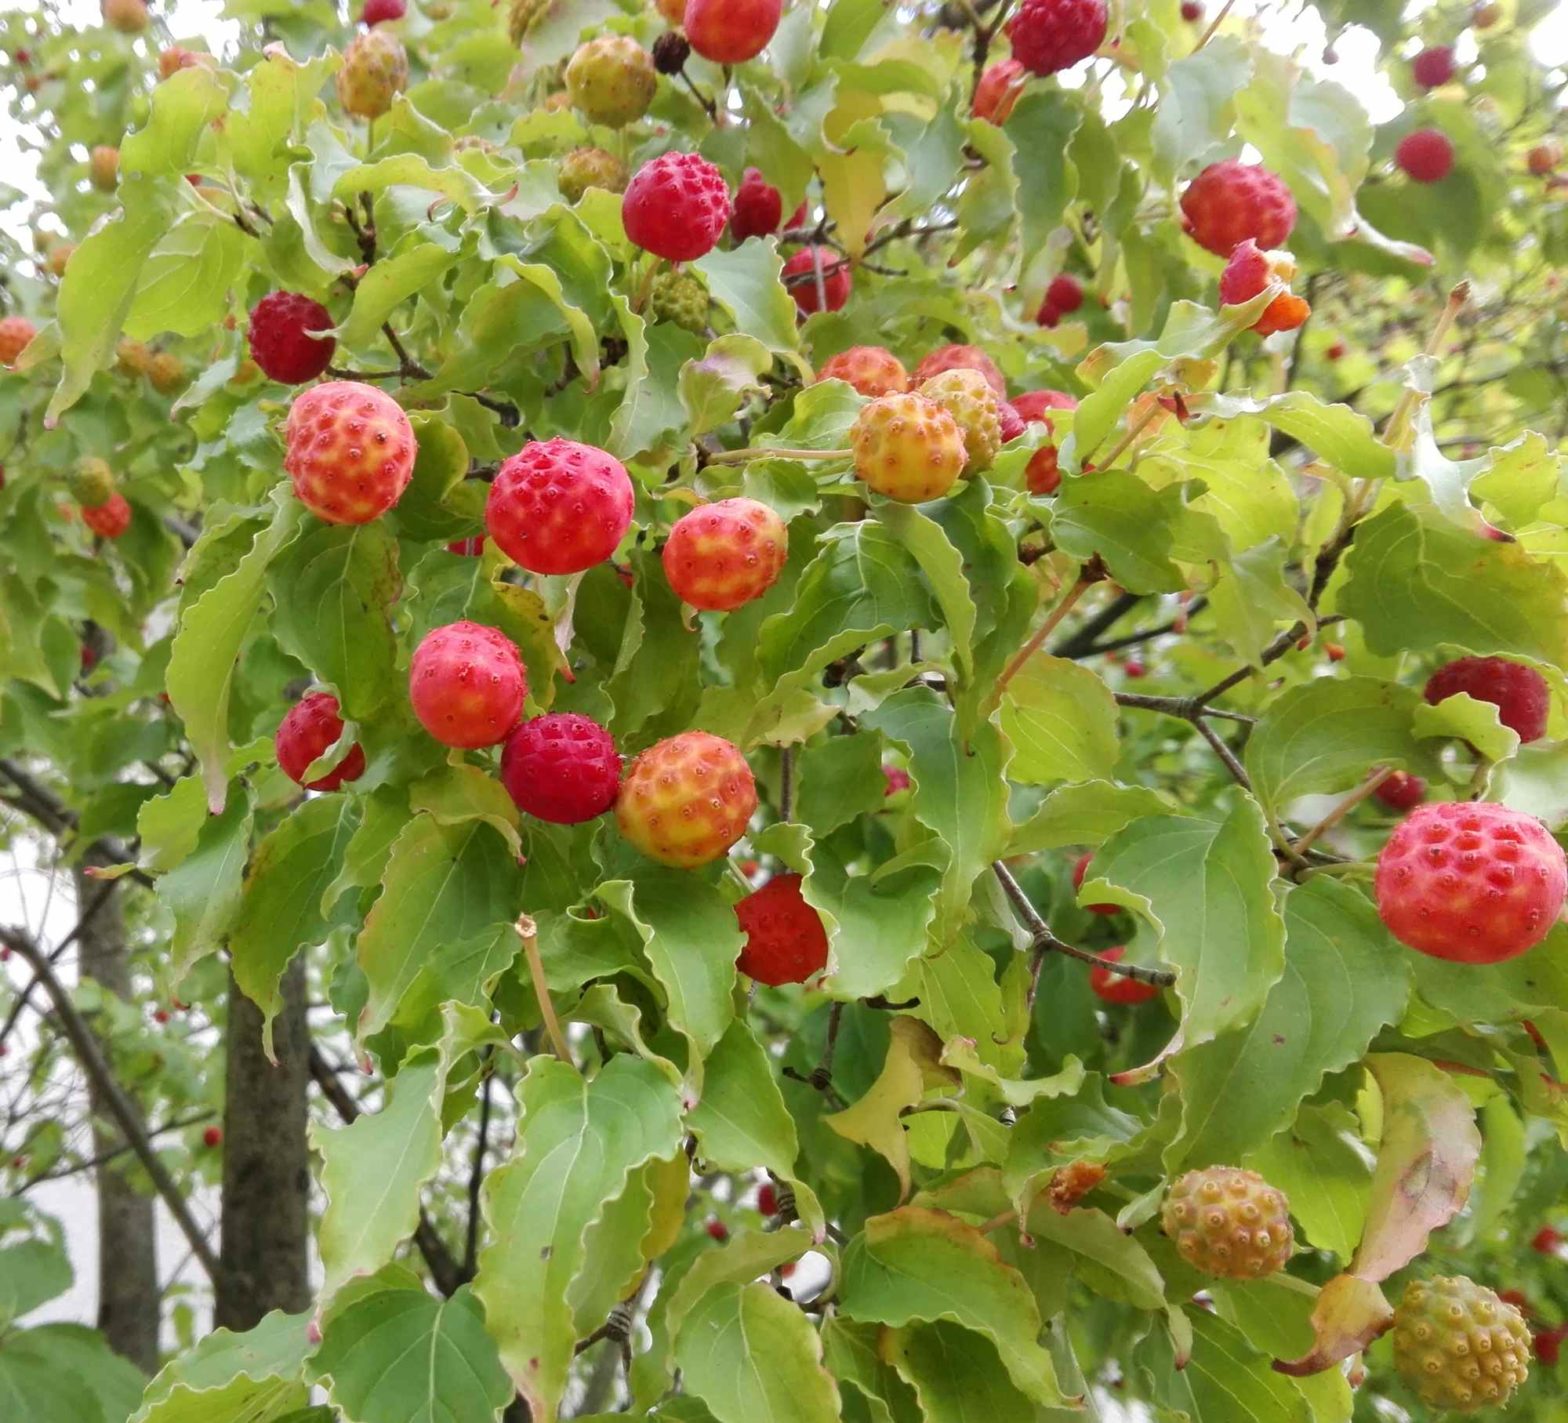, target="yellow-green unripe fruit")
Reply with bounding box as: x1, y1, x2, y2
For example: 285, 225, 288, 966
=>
89, 145, 119, 191
337, 29, 408, 121
648, 270, 708, 333
1392, 1276, 1530, 1413
69, 457, 116, 507
1161, 1165, 1294, 1279
918, 367, 1002, 473
849, 393, 967, 503
565, 36, 656, 128
558, 146, 627, 202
